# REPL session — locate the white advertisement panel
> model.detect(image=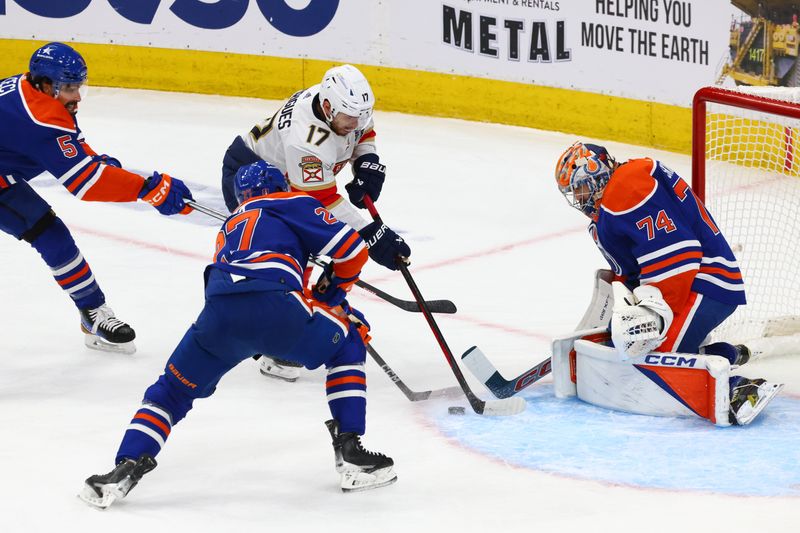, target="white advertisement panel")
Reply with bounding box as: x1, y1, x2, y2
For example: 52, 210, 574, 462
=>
386, 0, 731, 105
0, 0, 735, 106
